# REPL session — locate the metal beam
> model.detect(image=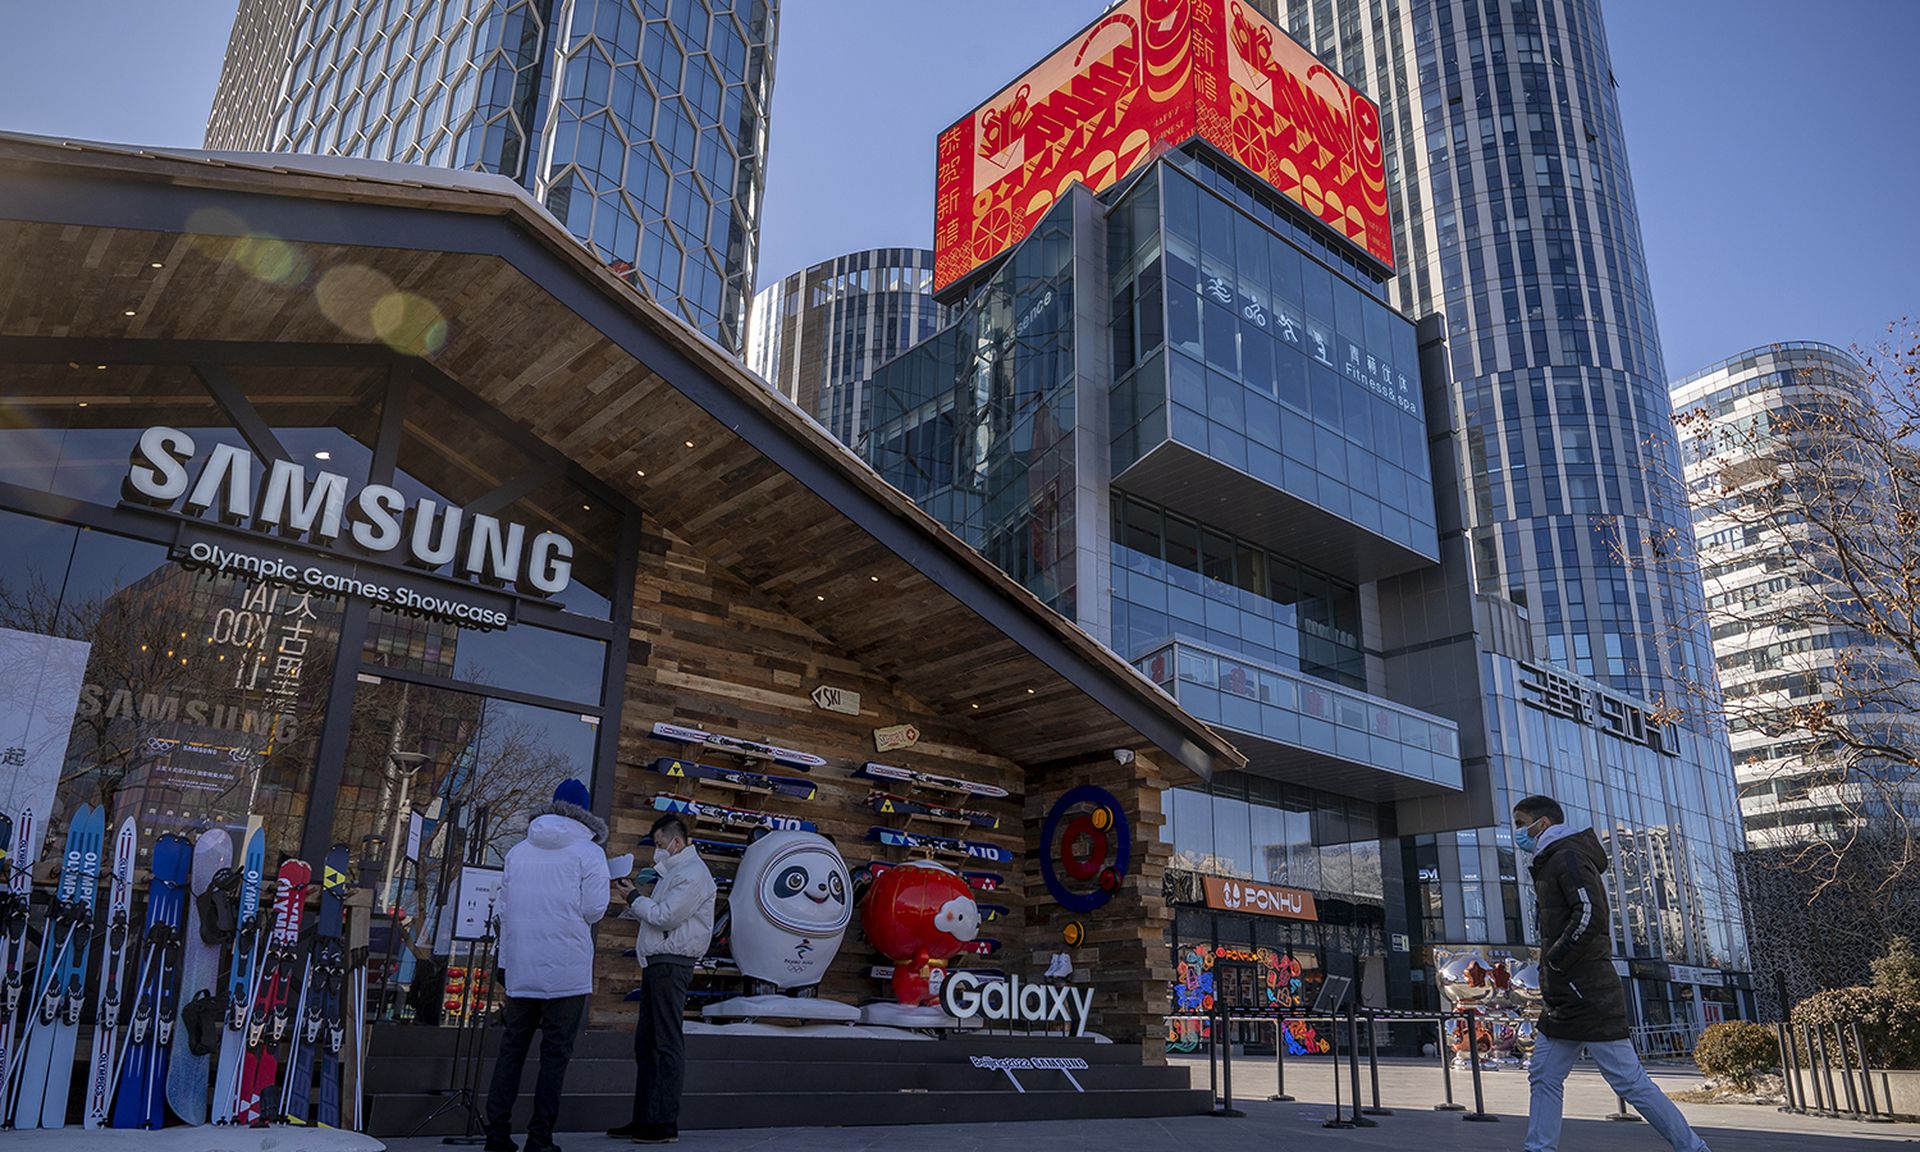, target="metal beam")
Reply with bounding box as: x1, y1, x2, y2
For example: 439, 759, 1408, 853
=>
194, 361, 290, 464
